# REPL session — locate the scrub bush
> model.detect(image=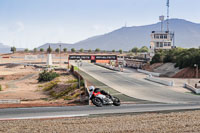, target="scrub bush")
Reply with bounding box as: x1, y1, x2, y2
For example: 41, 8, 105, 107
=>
38, 70, 59, 82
